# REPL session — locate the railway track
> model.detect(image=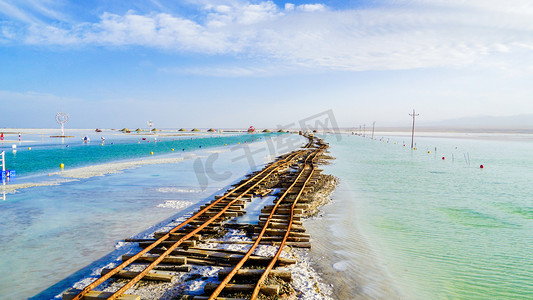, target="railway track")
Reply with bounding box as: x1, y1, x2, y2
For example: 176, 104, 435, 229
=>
63, 135, 332, 300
